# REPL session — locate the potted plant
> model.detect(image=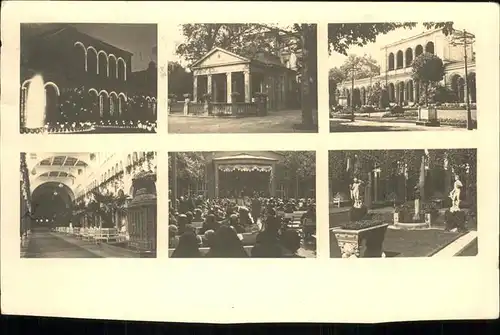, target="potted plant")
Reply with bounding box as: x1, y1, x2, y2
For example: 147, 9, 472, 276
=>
331, 219, 388, 258
412, 52, 445, 127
